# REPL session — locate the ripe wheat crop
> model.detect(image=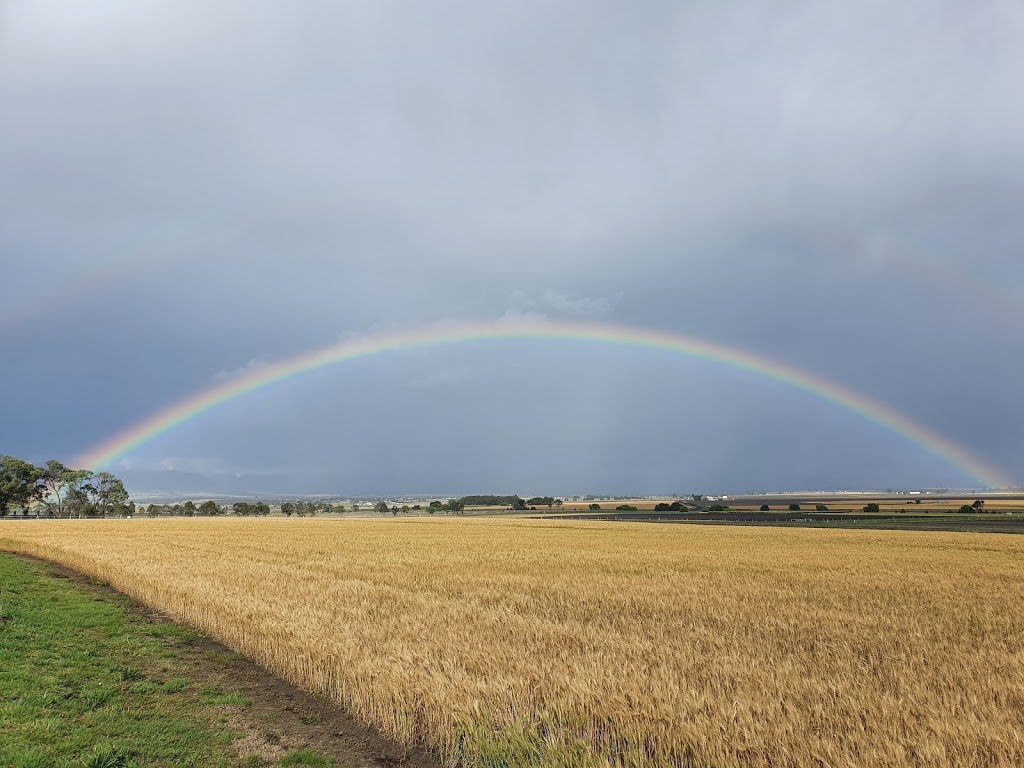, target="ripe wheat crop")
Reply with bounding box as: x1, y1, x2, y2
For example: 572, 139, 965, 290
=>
3, 518, 1023, 767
